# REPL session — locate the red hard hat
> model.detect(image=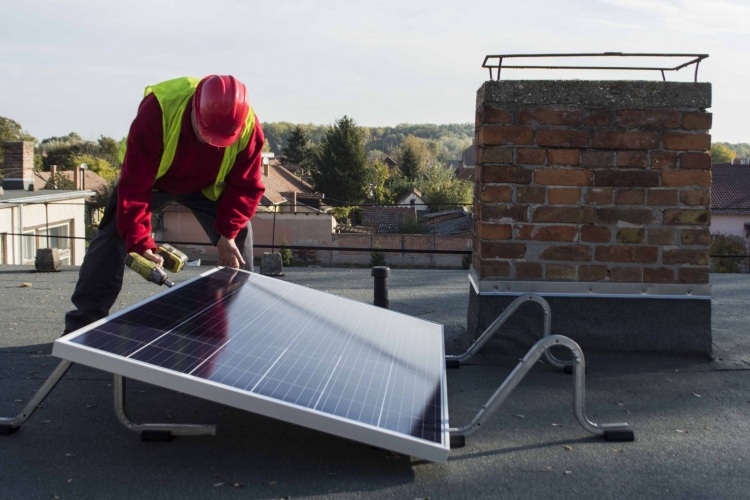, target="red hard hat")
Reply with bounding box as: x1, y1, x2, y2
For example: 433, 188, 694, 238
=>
193, 75, 249, 147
